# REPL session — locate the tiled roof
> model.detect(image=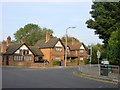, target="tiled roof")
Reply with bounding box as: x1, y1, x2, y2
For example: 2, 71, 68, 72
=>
68, 43, 82, 50
4, 43, 43, 56
63, 42, 86, 50
4, 43, 23, 55
35, 38, 61, 48
29, 46, 44, 56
